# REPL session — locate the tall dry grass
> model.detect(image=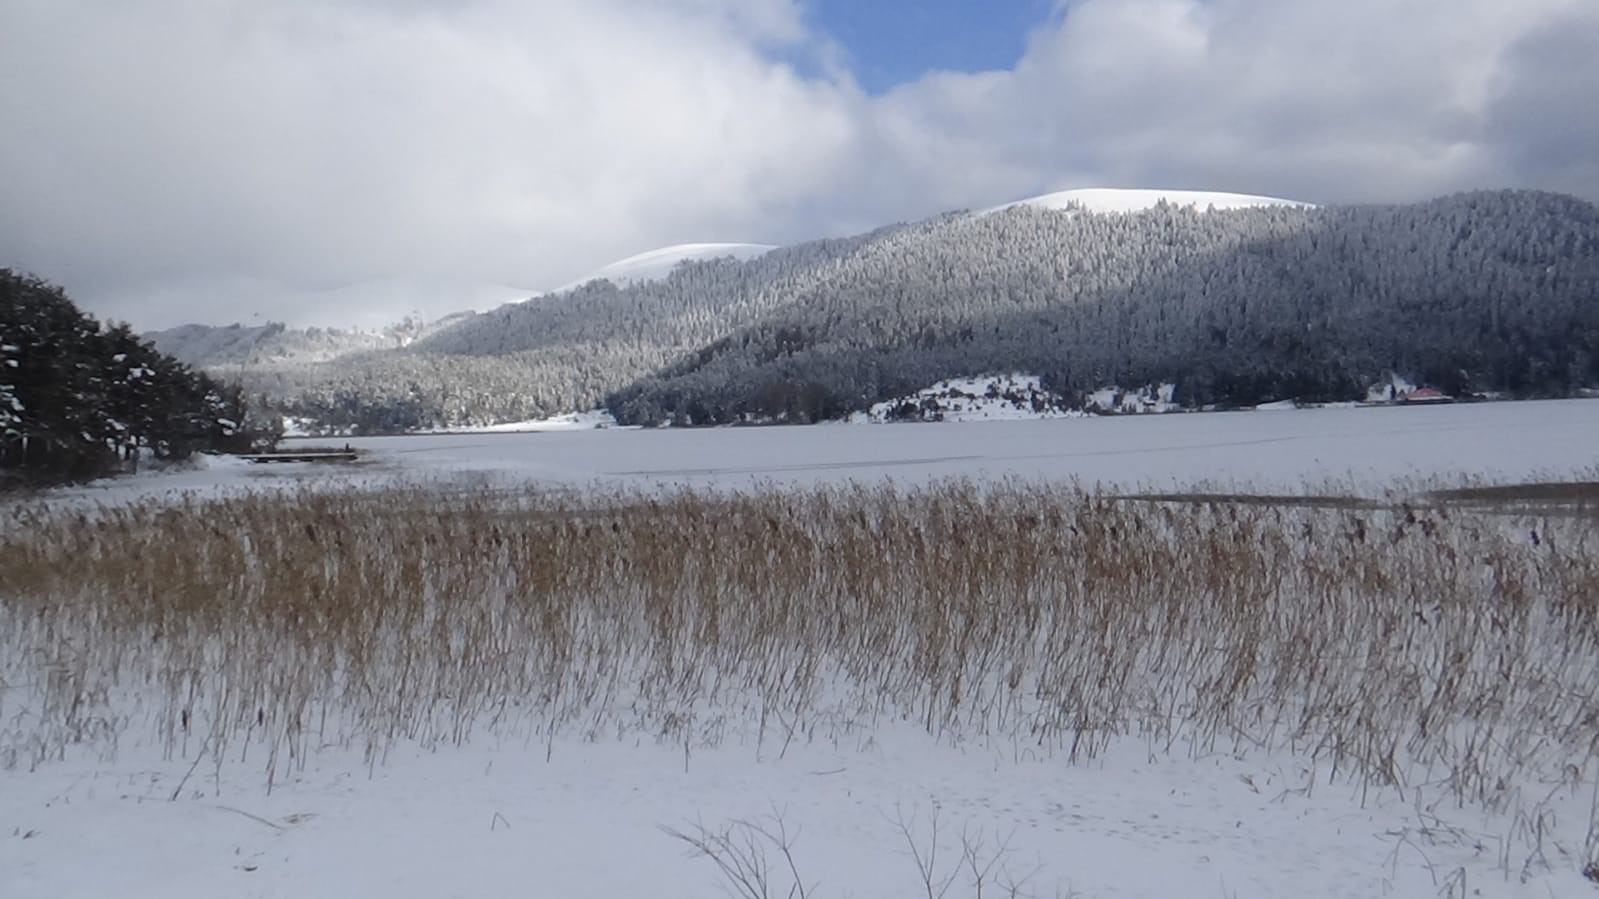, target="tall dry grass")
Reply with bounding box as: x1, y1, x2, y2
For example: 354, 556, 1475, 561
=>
1, 481, 1596, 816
